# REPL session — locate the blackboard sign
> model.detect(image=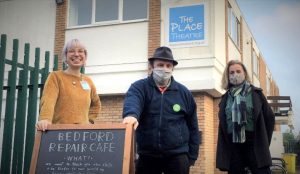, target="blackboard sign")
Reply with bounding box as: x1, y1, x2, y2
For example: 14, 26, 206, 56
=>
30, 124, 134, 174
